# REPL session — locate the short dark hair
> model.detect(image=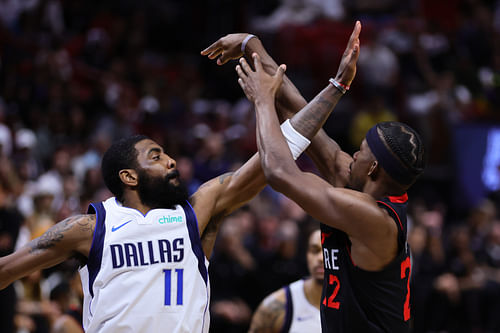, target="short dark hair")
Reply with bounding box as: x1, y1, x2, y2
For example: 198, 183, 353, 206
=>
378, 122, 426, 184
101, 135, 149, 202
